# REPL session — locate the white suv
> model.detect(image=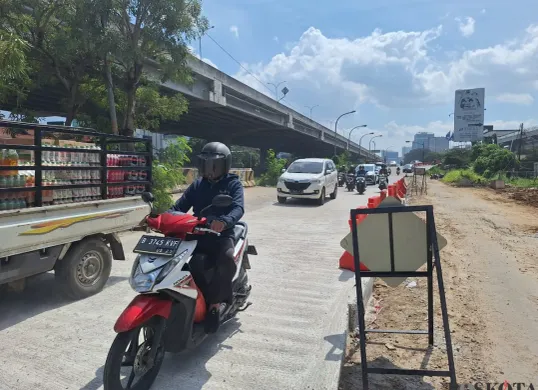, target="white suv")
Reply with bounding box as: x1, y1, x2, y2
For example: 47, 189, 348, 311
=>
276, 158, 338, 205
